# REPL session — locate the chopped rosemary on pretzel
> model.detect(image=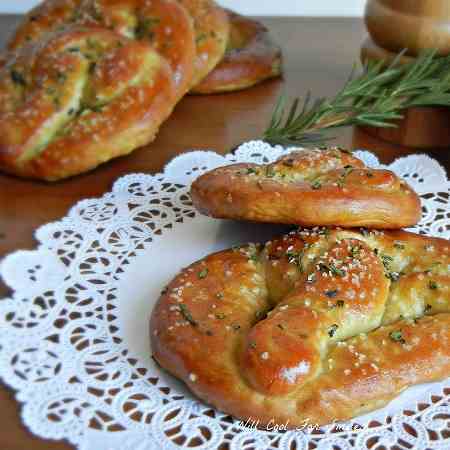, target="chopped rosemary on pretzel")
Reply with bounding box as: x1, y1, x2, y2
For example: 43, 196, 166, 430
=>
179, 304, 197, 327
389, 330, 405, 344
